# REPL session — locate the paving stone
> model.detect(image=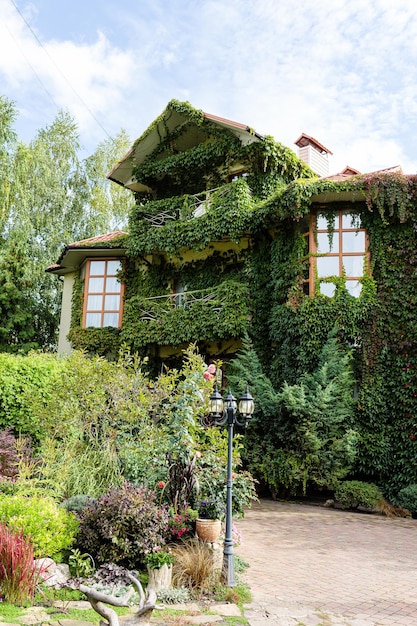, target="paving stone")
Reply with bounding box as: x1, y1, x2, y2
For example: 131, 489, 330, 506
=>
49, 621, 94, 626
208, 602, 241, 617
236, 499, 417, 626
52, 601, 92, 610
18, 607, 51, 624
182, 615, 223, 624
